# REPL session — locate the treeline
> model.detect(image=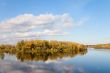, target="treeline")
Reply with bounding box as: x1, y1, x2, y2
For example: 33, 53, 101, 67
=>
0, 40, 87, 54
16, 40, 87, 53
0, 40, 87, 61
0, 47, 87, 61
93, 43, 110, 49
0, 44, 16, 54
